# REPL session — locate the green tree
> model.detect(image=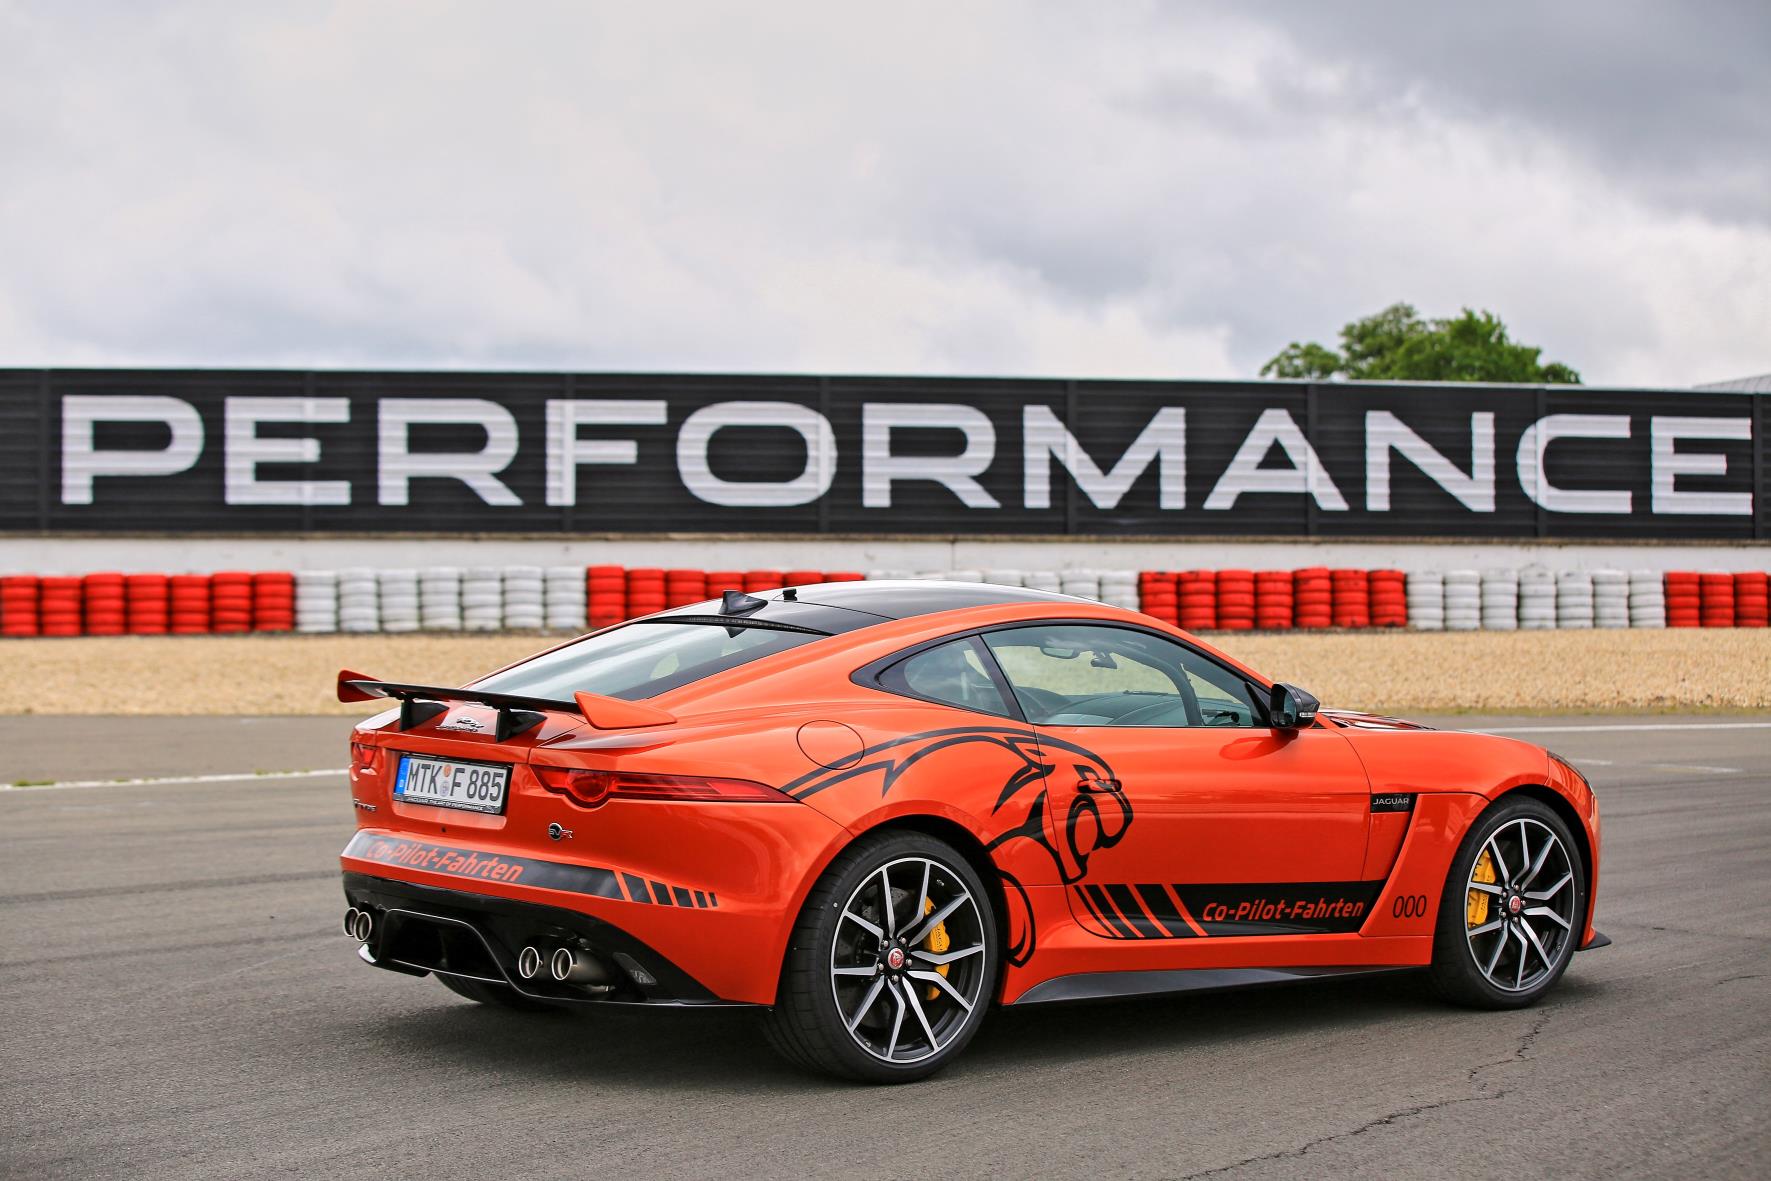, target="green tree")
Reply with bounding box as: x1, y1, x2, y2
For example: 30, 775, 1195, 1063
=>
1261, 303, 1580, 383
